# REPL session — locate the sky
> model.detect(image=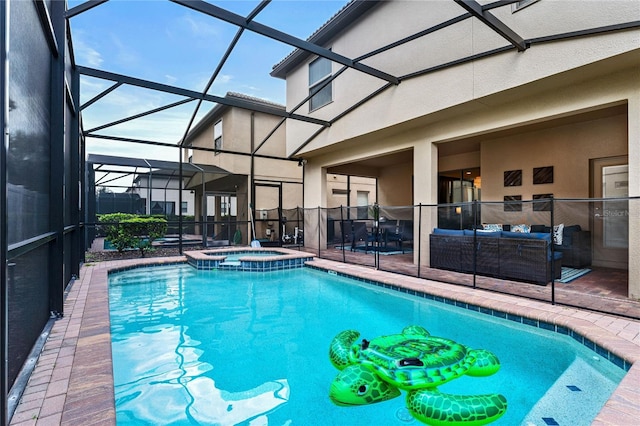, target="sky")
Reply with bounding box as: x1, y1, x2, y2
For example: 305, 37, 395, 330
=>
67, 0, 349, 161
